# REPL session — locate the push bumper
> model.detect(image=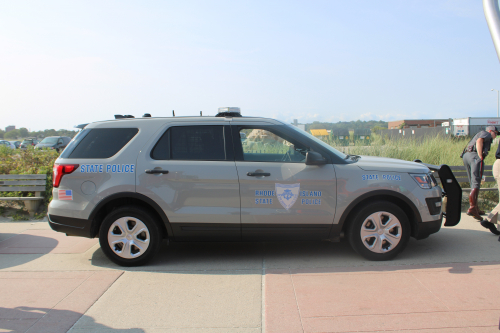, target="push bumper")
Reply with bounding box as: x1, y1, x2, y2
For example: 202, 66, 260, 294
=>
48, 214, 93, 238
415, 161, 462, 227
